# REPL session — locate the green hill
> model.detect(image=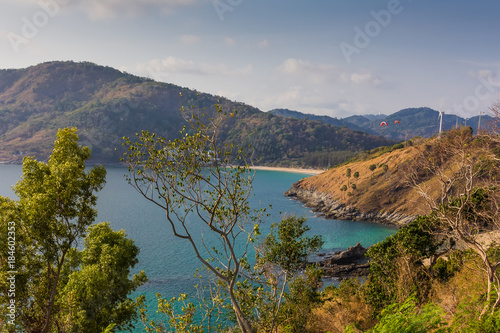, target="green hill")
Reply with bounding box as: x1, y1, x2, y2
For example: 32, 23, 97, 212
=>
0, 61, 394, 167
